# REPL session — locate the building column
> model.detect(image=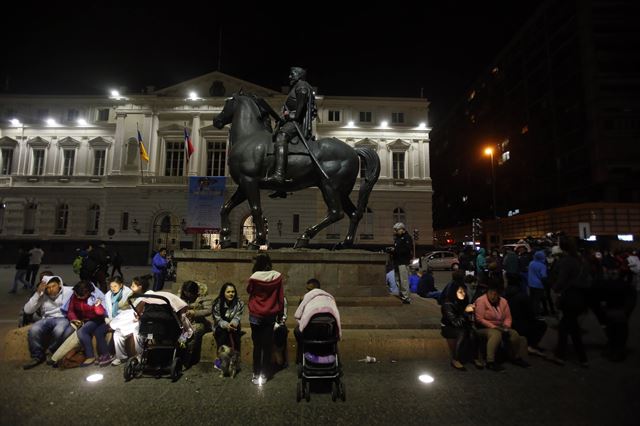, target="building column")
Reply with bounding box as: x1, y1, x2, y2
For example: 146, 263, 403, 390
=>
421, 139, 431, 179
46, 136, 58, 176
189, 114, 201, 176
148, 114, 160, 176
111, 112, 127, 175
